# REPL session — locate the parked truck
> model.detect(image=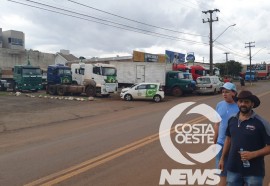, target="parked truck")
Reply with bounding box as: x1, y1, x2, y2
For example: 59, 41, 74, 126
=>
13, 64, 42, 92
246, 64, 269, 80
245, 71, 258, 81
109, 61, 195, 96
109, 61, 171, 87
0, 79, 10, 91
165, 71, 195, 96
46, 63, 118, 97
173, 64, 207, 80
